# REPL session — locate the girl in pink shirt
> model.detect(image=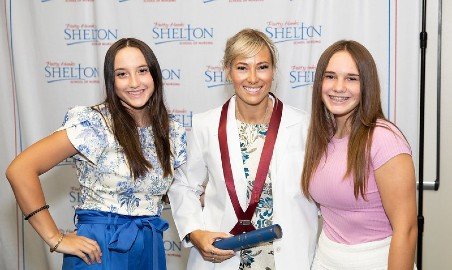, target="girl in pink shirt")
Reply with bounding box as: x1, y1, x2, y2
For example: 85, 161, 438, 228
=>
301, 40, 417, 269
